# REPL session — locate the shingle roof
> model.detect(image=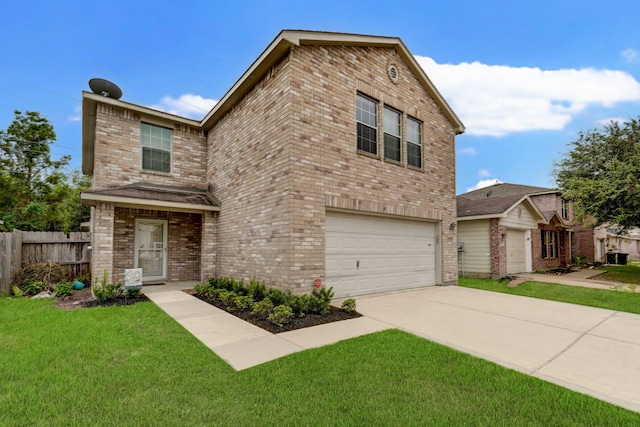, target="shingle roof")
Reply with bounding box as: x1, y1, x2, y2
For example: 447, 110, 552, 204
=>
457, 183, 556, 218
82, 183, 220, 207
